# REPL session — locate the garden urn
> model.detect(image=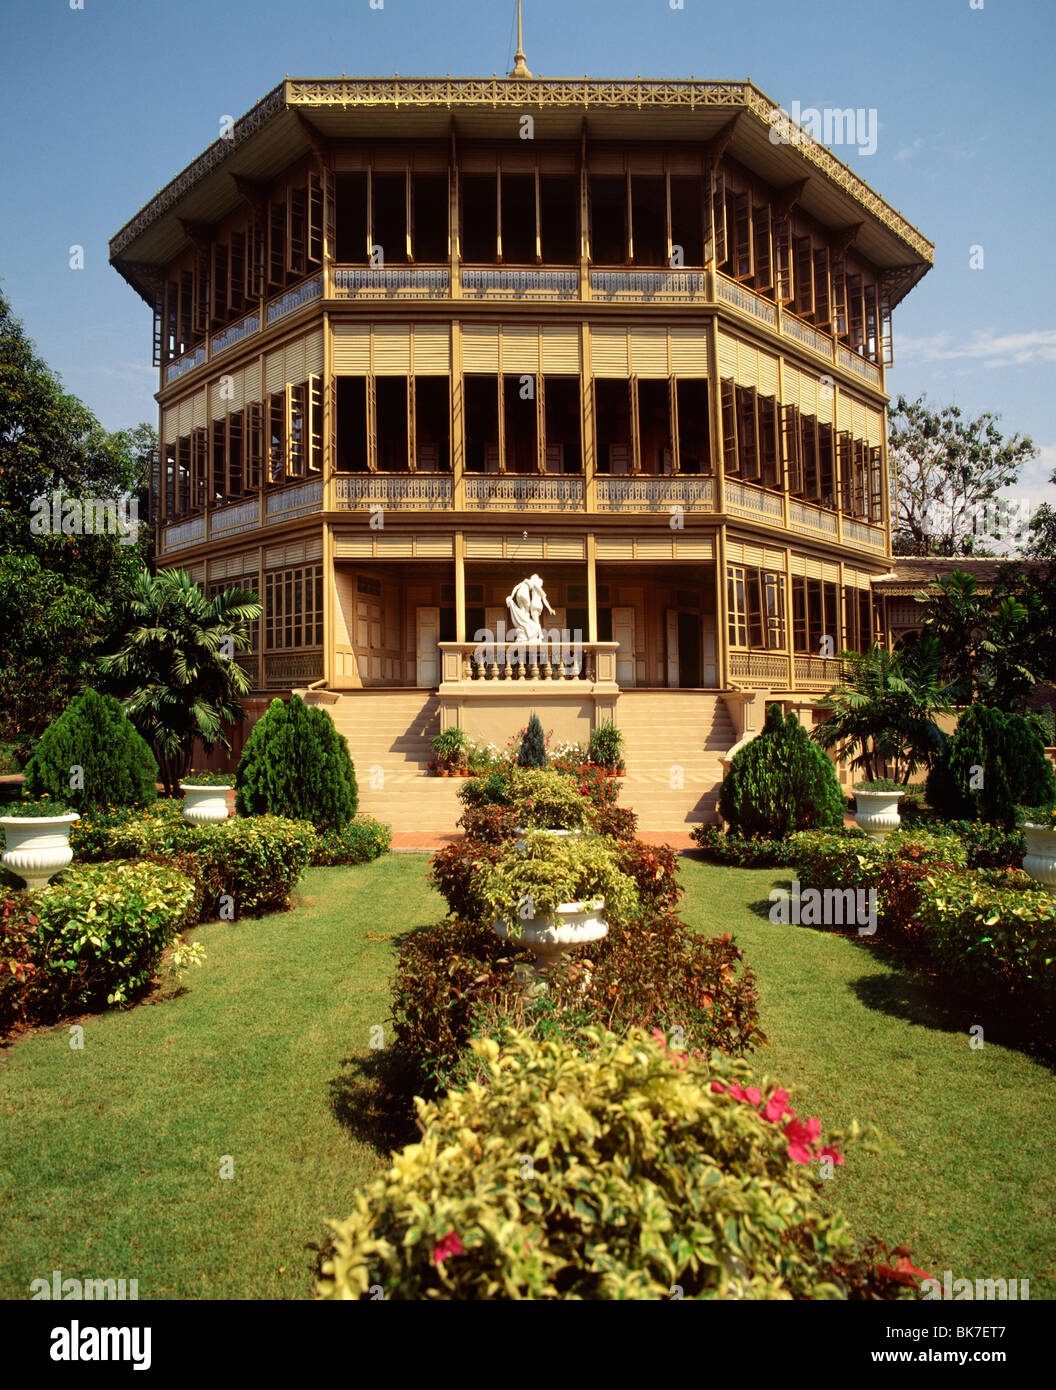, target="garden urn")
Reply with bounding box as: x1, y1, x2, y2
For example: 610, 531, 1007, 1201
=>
0, 812, 80, 891
493, 899, 608, 975
853, 789, 901, 841
180, 784, 231, 826
1018, 822, 1056, 894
